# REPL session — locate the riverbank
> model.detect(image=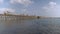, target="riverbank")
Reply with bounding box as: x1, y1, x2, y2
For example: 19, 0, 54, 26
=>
0, 14, 38, 21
